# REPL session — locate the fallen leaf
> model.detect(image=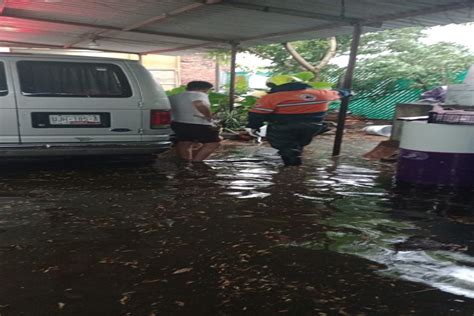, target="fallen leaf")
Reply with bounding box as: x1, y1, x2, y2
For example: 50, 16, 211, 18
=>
58, 302, 66, 310
172, 267, 193, 275
141, 279, 161, 284
120, 295, 130, 305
